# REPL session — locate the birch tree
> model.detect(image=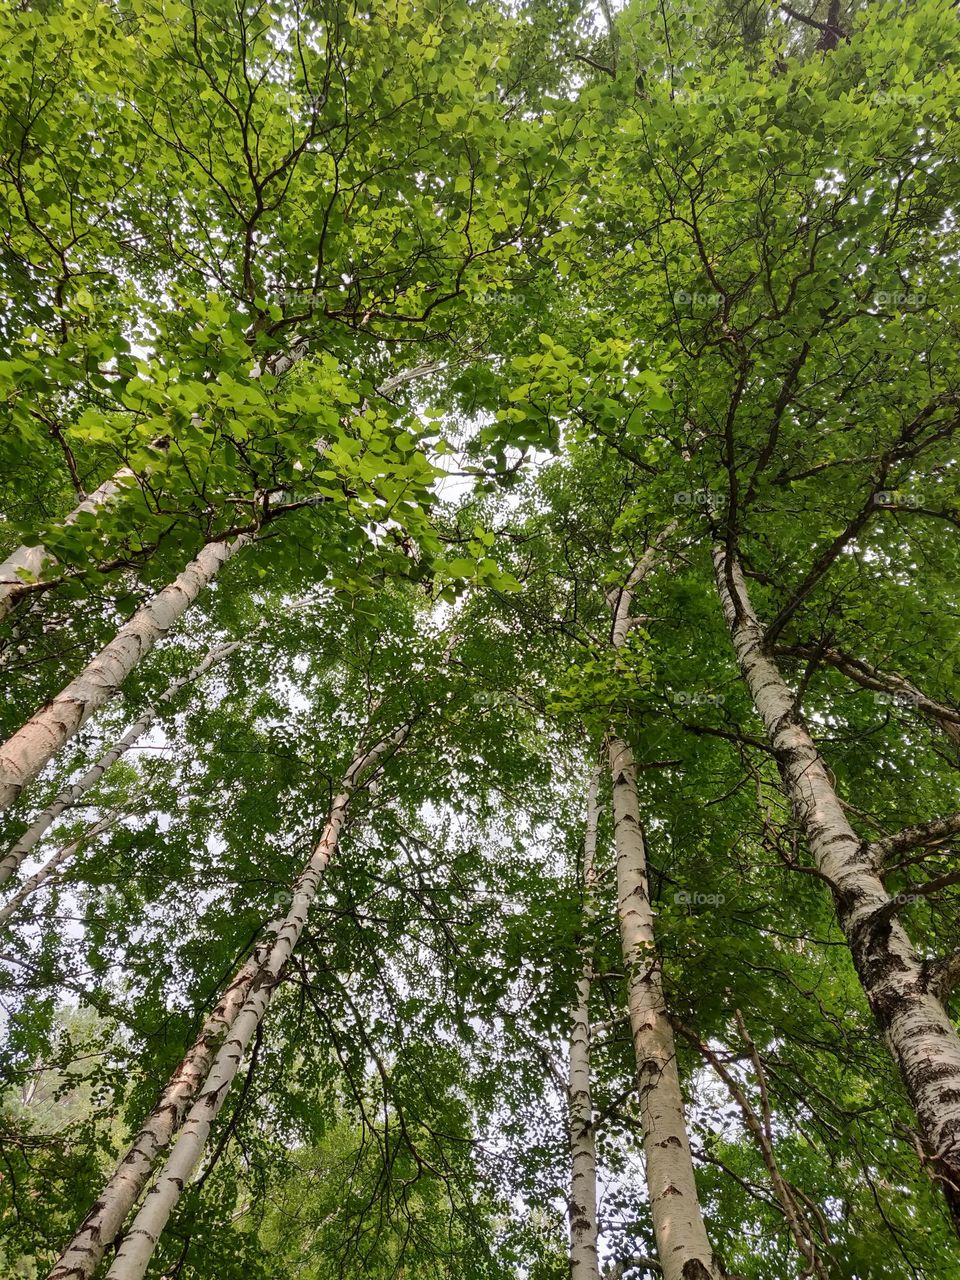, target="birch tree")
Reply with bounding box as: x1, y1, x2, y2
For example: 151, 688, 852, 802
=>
0, 635, 245, 884
48, 722, 408, 1280
714, 546, 960, 1230
567, 767, 602, 1280
607, 540, 721, 1280
5, 0, 960, 1277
